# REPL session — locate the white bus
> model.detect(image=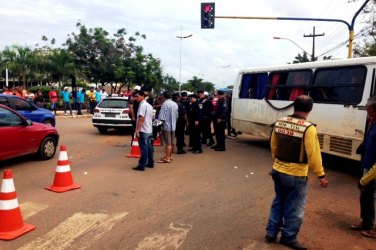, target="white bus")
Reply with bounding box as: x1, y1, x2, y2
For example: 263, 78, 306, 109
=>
231, 57, 376, 161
